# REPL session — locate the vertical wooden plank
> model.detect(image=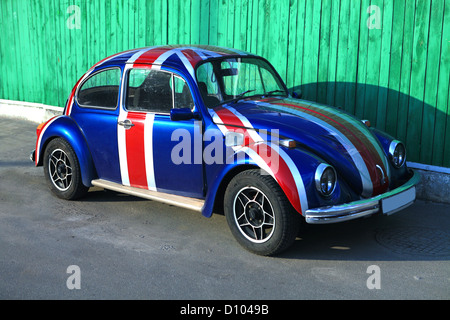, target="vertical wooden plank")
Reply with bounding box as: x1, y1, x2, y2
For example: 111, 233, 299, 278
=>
344, 0, 361, 115
234, 0, 248, 51
363, 0, 383, 124
326, 0, 340, 107
335, 0, 350, 109
443, 75, 450, 167
38, 0, 48, 104
167, 0, 176, 44
406, 0, 430, 162
152, 0, 161, 45
396, 0, 415, 144
286, 0, 298, 90
434, 0, 450, 166
2, 0, 14, 99
385, 0, 406, 137
316, 0, 331, 104
355, 0, 370, 119
146, 0, 156, 45
217, 0, 227, 47
301, 0, 321, 101
54, 0, 64, 106
110, 0, 118, 53
200, 0, 210, 44
24, 0, 36, 103
0, 1, 4, 99
137, 0, 146, 47
47, 0, 59, 105
184, 0, 192, 44
375, 0, 393, 132
191, 0, 201, 44
420, 0, 444, 164
278, 0, 290, 81
249, 0, 259, 54
128, 0, 135, 49
209, 0, 218, 45
12, 0, 24, 101
227, 0, 235, 48
162, 0, 168, 44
